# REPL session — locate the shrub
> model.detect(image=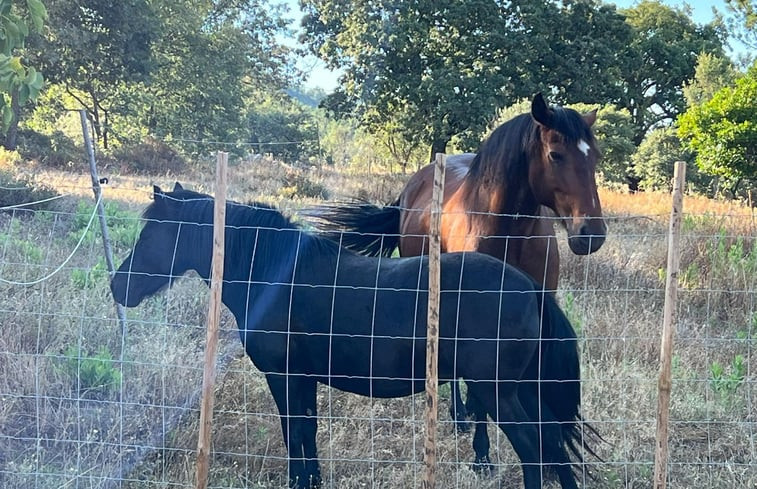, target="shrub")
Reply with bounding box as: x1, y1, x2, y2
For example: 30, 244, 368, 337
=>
112, 137, 187, 175
0, 170, 59, 212
17, 129, 81, 169
278, 168, 329, 199
62, 345, 122, 396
